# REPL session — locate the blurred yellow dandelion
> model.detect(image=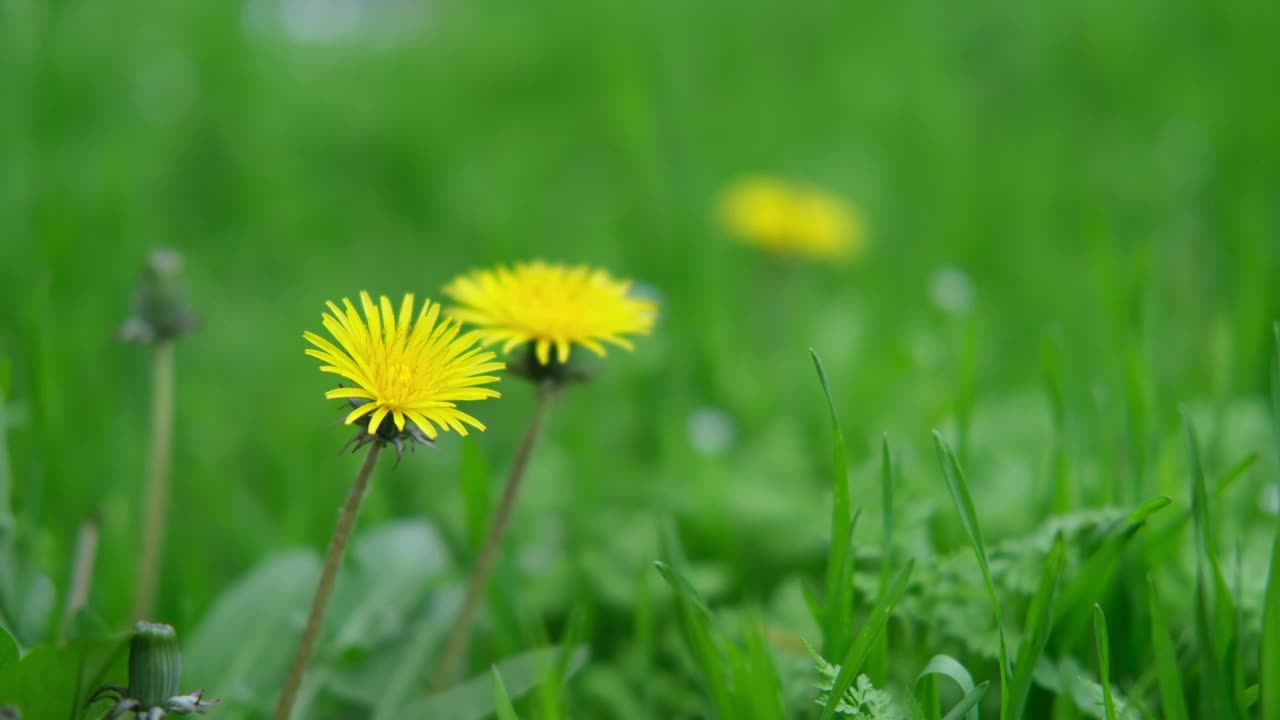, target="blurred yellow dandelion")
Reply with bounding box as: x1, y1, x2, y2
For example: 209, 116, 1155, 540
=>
304, 291, 503, 438
718, 176, 866, 260
443, 261, 658, 366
